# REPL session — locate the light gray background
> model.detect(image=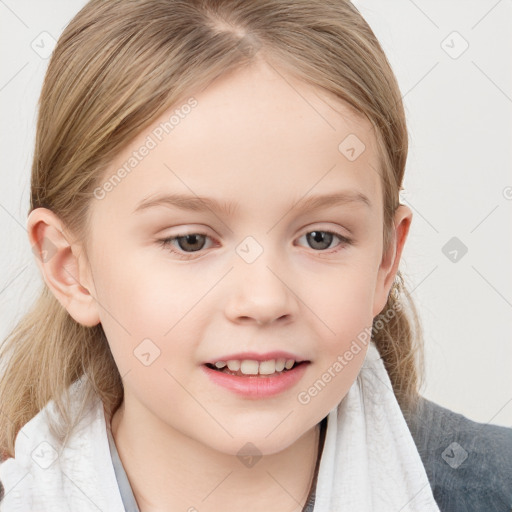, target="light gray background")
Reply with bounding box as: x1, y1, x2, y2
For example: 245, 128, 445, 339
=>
1, 0, 511, 427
